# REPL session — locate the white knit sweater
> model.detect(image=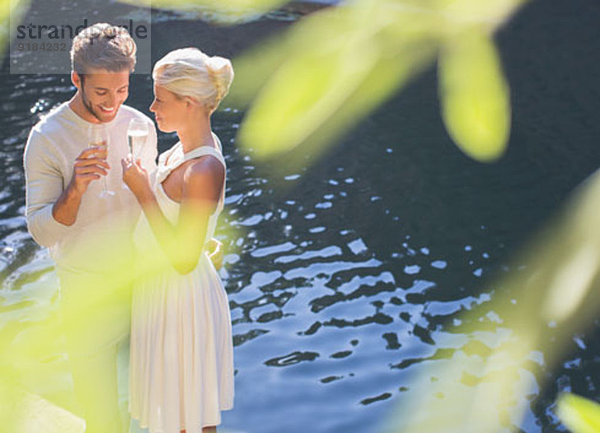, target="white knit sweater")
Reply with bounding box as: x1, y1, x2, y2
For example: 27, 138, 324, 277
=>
24, 102, 158, 276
